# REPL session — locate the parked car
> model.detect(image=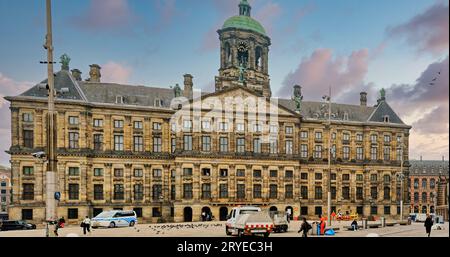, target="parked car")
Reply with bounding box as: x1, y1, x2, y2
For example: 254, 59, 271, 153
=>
0, 220, 36, 231
91, 210, 137, 228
